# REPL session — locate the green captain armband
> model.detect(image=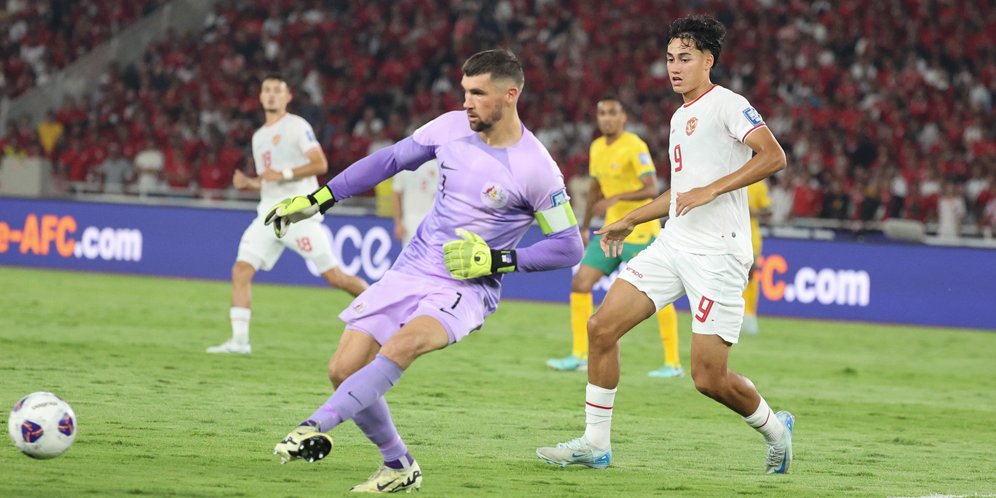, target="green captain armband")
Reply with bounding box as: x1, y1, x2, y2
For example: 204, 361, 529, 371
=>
535, 202, 578, 235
